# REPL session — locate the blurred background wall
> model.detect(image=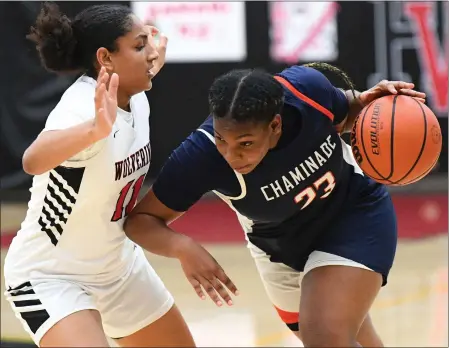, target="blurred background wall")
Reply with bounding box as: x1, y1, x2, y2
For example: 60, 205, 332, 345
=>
0, 1, 447, 195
